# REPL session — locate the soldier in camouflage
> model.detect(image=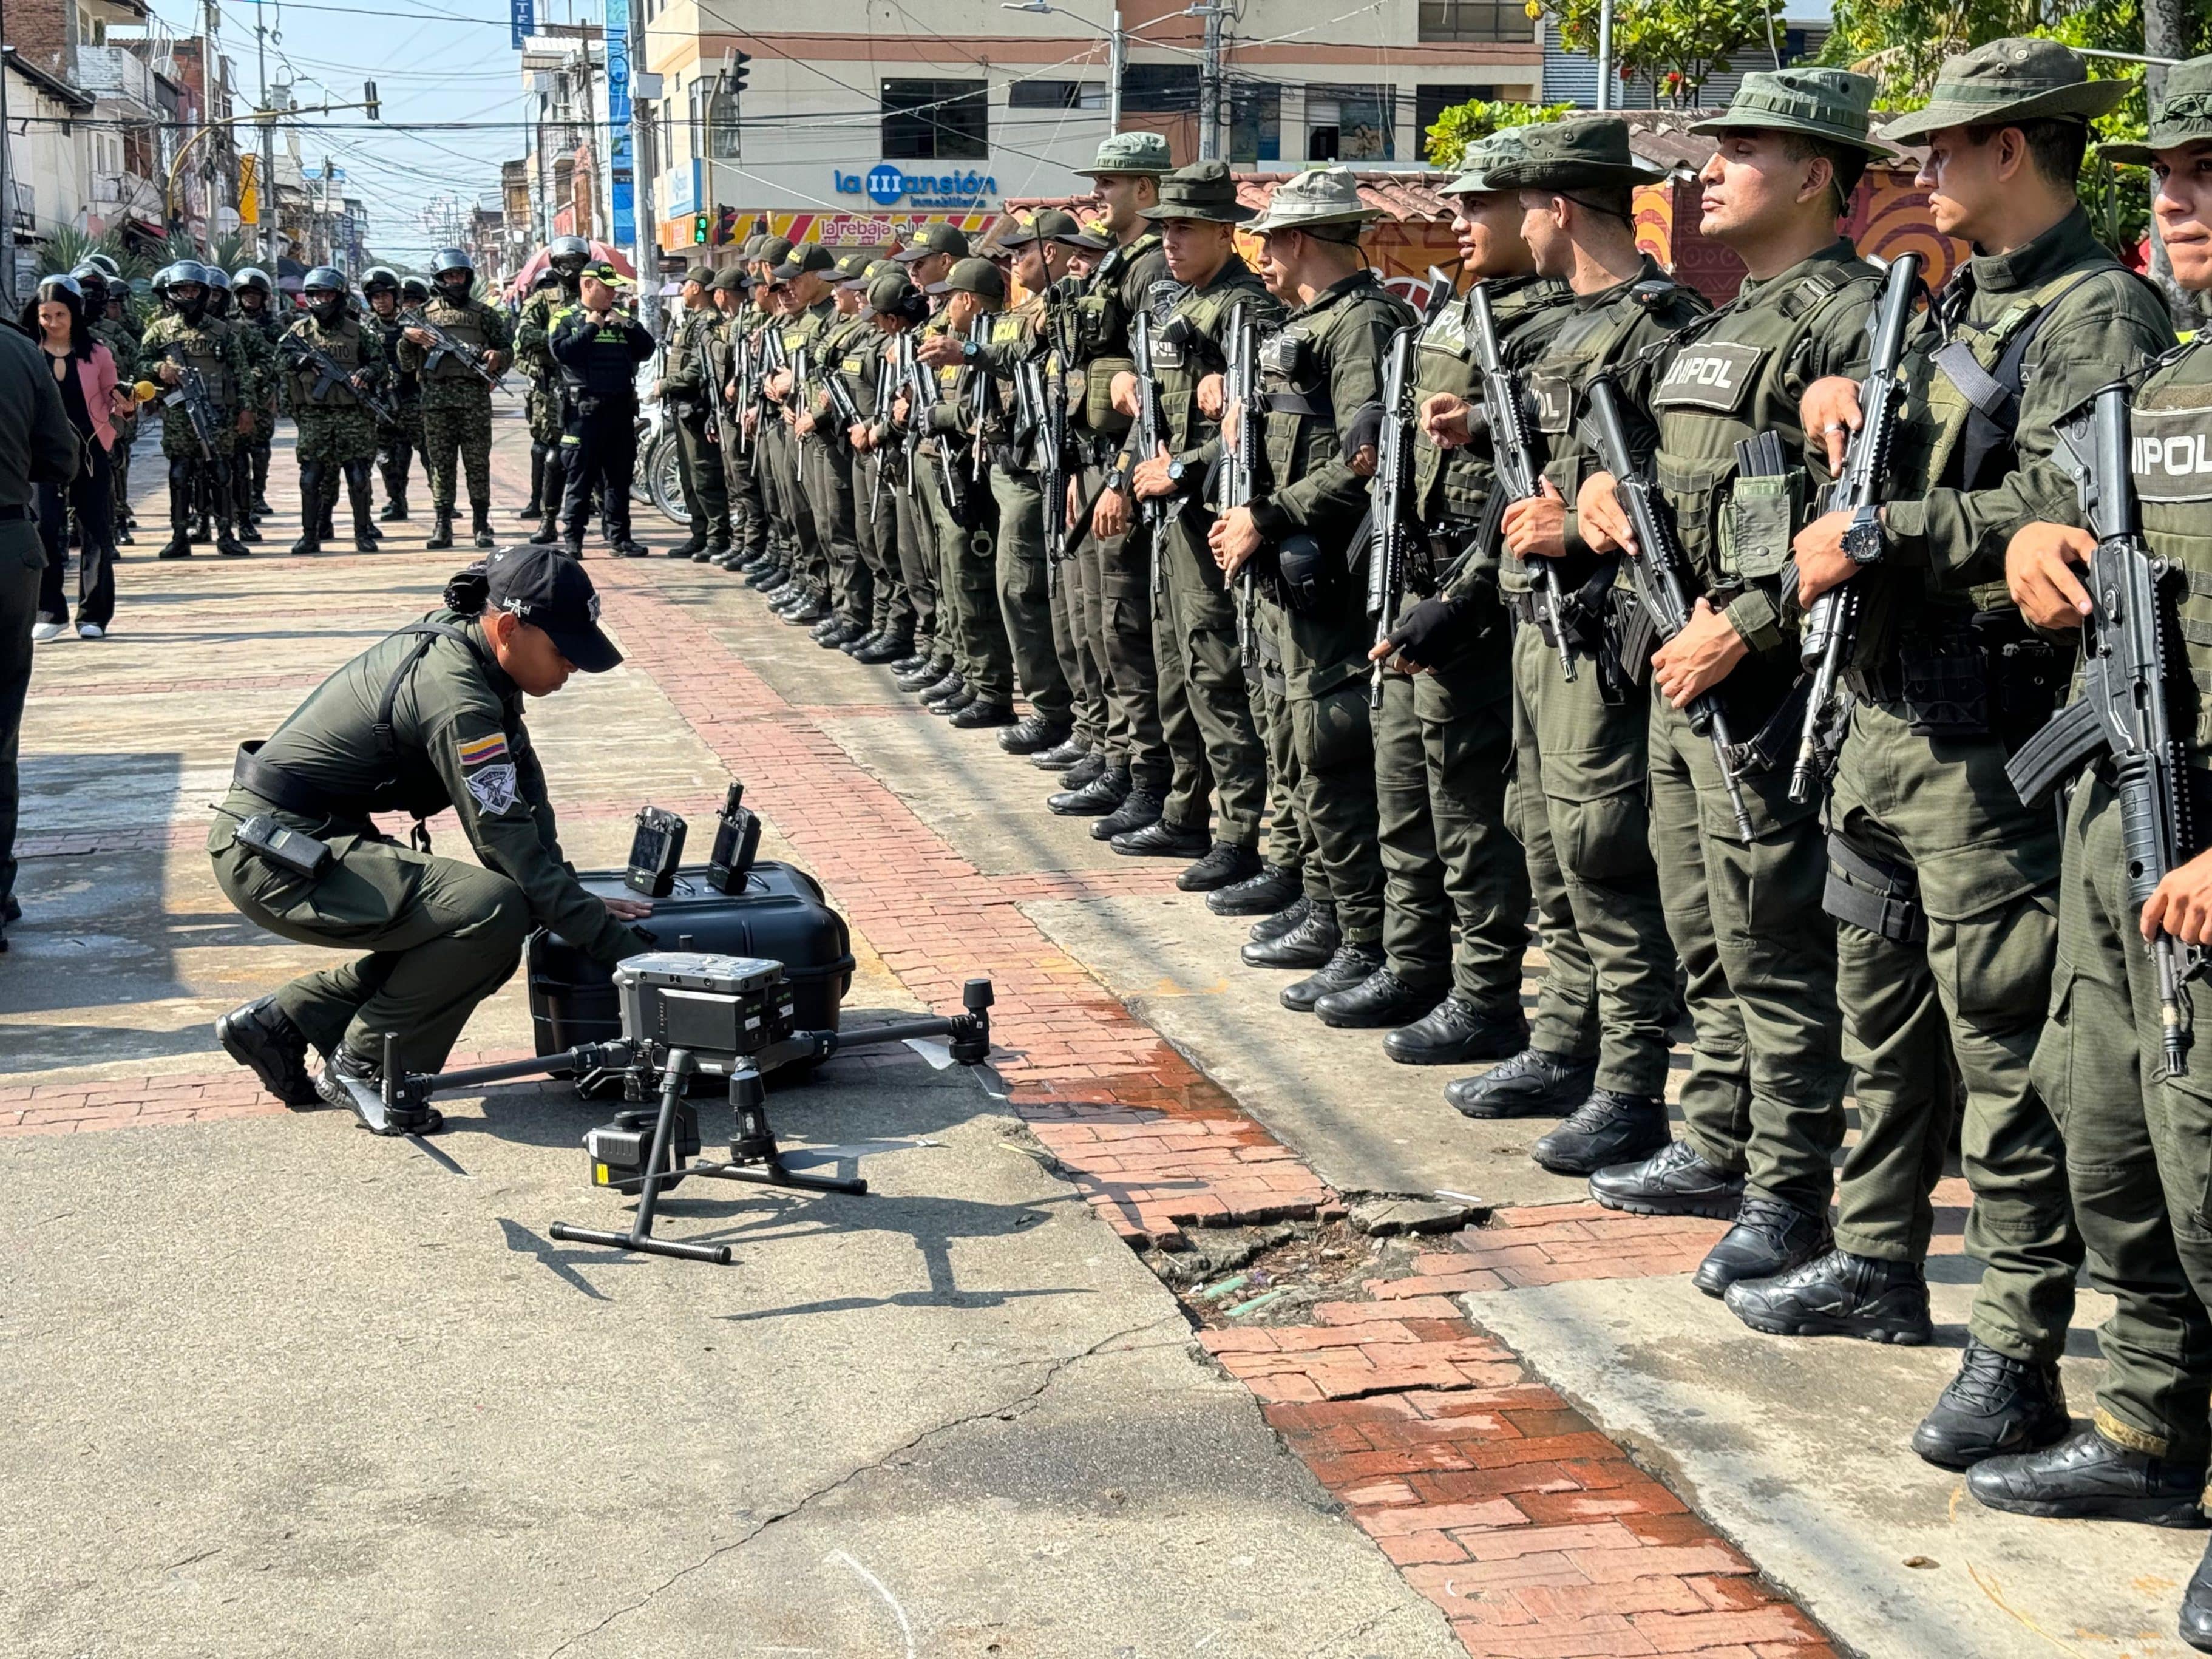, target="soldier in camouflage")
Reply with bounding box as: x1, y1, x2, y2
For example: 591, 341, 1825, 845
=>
140, 260, 254, 560
231, 266, 285, 526
280, 266, 387, 557
359, 267, 424, 523
398, 246, 512, 550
